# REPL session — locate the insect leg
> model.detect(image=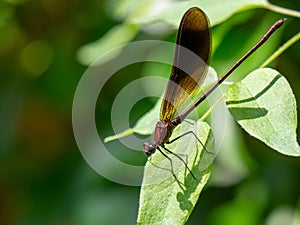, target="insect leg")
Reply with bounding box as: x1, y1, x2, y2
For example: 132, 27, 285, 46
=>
161, 145, 198, 180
